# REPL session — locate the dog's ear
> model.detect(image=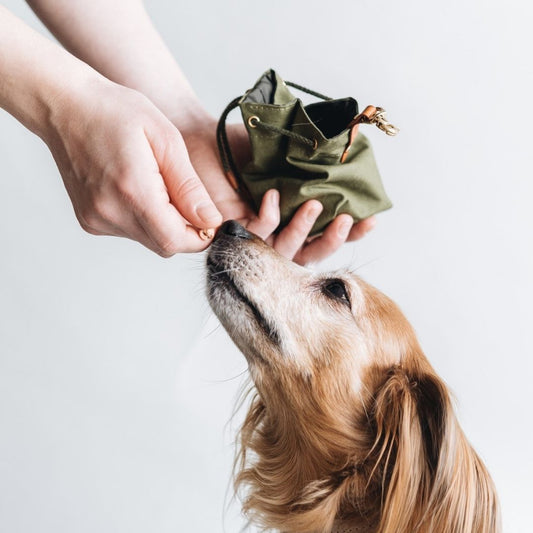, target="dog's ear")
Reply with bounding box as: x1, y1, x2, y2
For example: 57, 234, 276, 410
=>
371, 366, 500, 533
